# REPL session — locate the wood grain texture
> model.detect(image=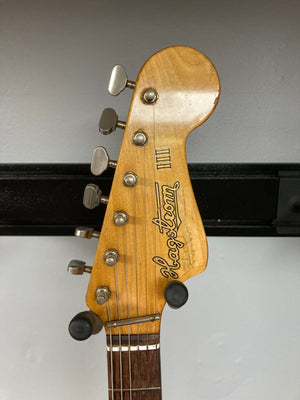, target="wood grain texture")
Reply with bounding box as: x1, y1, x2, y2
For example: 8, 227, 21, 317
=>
86, 46, 220, 335
107, 334, 161, 400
